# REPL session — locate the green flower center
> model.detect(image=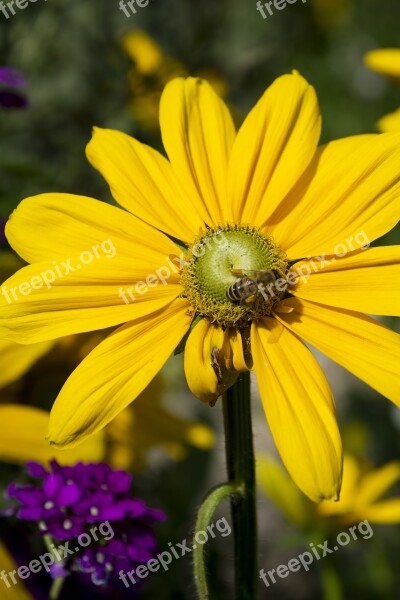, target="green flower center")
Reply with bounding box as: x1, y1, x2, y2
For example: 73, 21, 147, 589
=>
181, 225, 288, 328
